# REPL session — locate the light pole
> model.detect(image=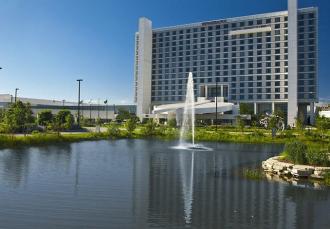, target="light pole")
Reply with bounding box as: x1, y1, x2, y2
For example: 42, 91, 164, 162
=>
215, 80, 218, 131
104, 99, 108, 121
88, 99, 92, 124
77, 79, 83, 126
97, 98, 100, 119
14, 88, 19, 103
62, 99, 65, 108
